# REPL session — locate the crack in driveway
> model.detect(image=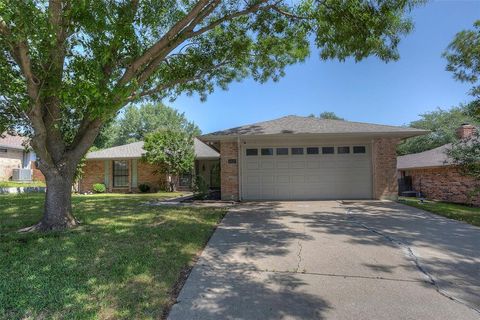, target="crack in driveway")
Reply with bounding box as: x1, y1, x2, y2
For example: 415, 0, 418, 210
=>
343, 204, 480, 315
